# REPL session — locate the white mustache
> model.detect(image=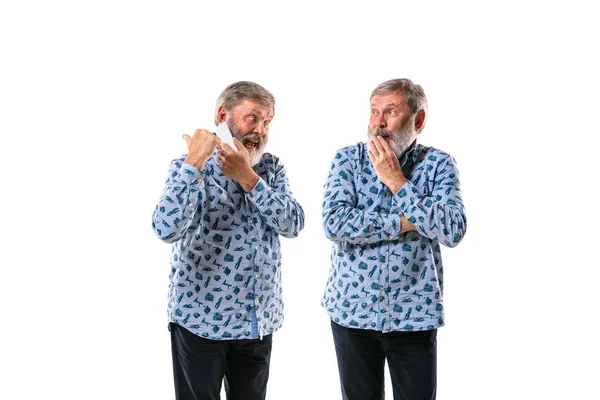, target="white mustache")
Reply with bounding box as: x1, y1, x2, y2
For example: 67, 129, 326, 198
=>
372, 128, 393, 138
239, 133, 263, 146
